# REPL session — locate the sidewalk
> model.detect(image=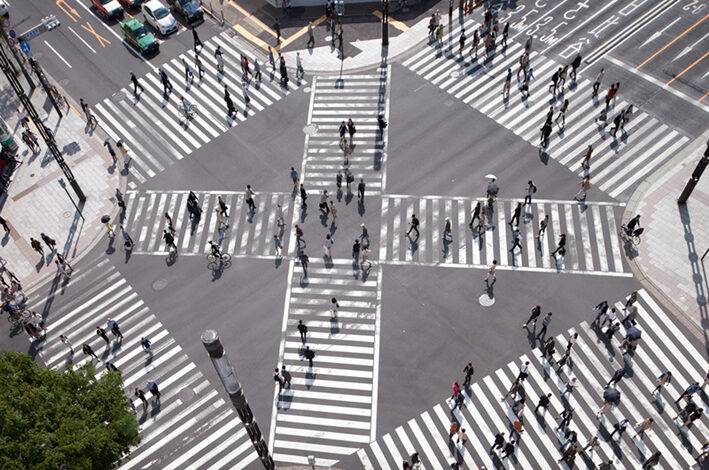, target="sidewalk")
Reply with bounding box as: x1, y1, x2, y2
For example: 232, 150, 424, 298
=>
626, 131, 709, 335
0, 80, 121, 289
